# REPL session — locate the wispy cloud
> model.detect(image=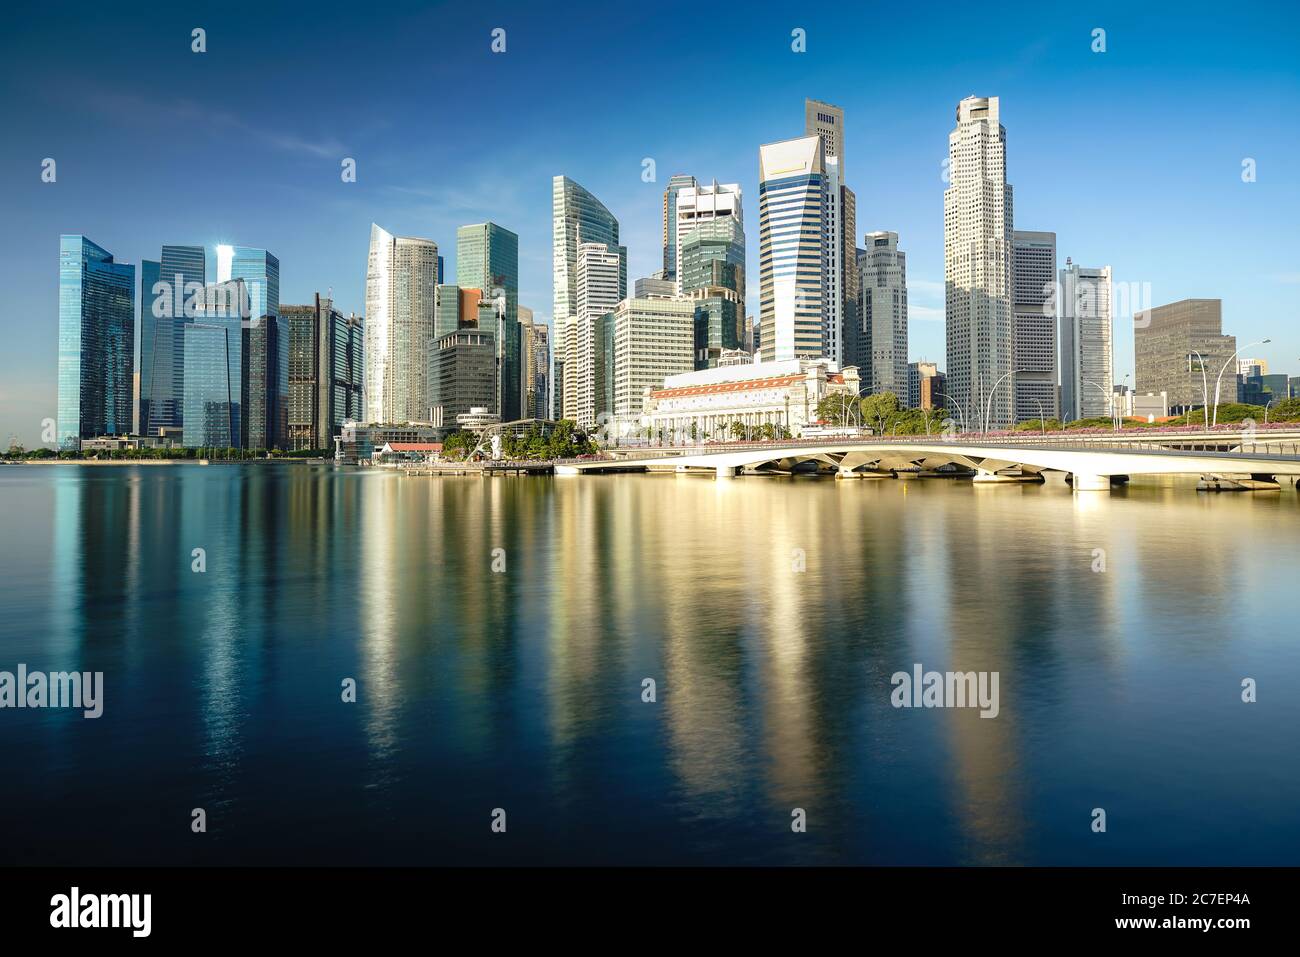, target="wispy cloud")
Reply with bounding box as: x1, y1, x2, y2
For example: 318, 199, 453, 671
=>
82, 89, 344, 158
